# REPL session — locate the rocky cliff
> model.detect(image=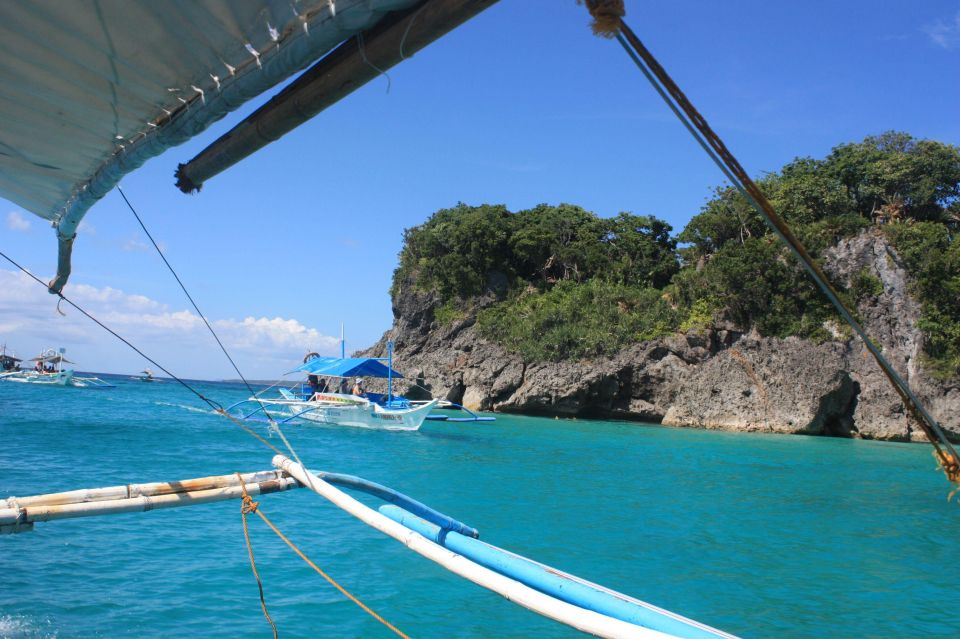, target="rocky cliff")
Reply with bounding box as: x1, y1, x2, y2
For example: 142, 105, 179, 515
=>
363, 229, 959, 441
